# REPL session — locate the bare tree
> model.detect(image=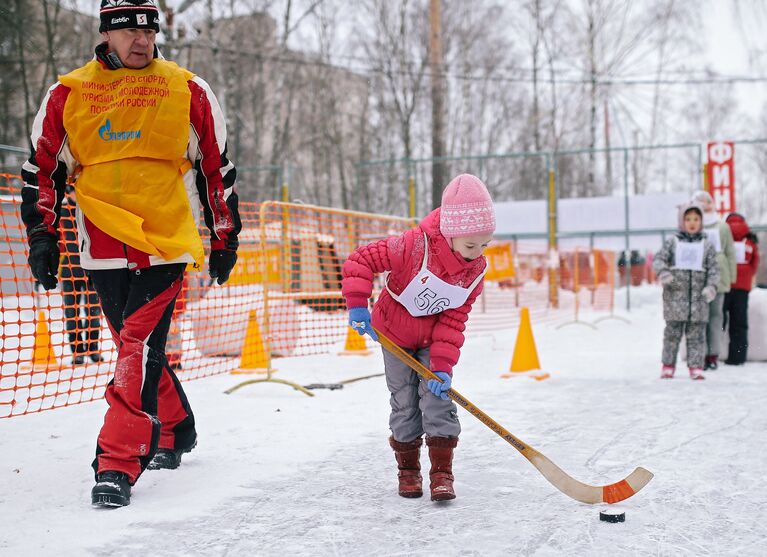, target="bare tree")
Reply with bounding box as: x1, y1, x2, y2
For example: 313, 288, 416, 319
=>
355, 0, 429, 215
553, 0, 700, 196
428, 0, 446, 209
12, 0, 33, 141
0, 0, 97, 156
